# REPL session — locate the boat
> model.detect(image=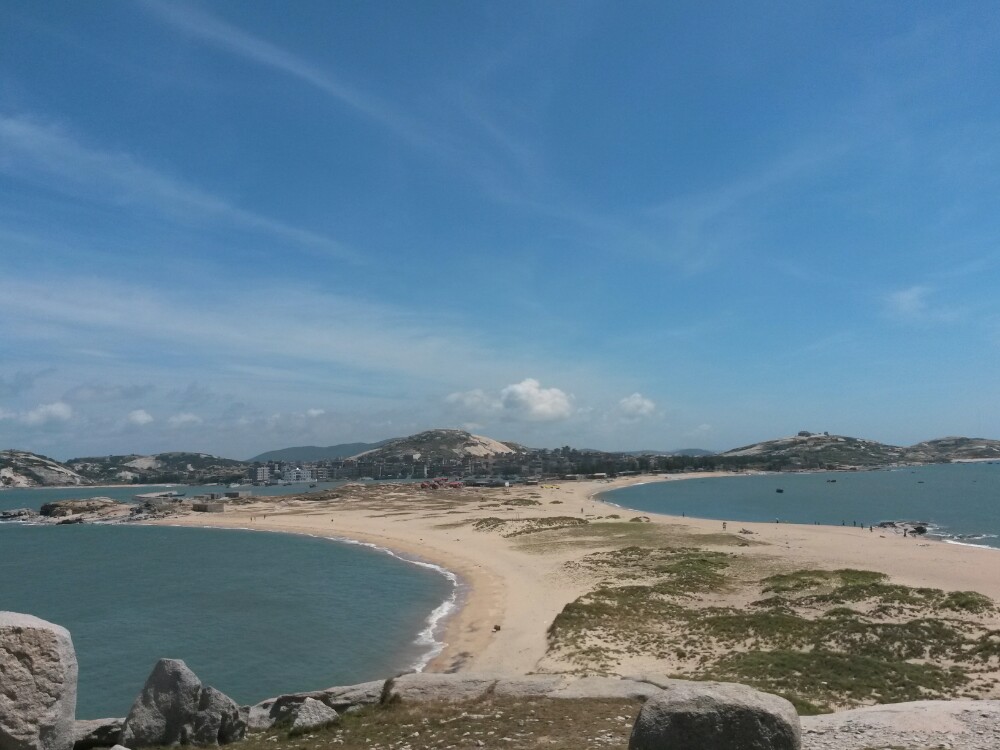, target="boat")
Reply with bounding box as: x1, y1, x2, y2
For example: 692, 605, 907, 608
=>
775, 488, 784, 493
